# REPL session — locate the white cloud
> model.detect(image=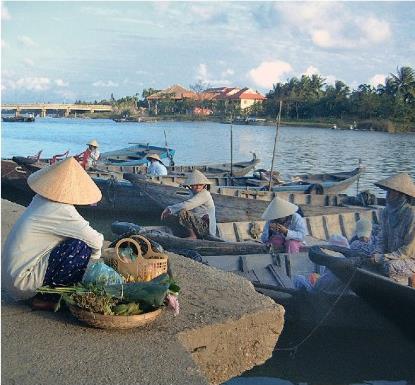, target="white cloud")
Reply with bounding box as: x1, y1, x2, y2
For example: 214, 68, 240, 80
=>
195, 64, 232, 87
361, 17, 391, 43
92, 80, 119, 87
248, 60, 293, 89
303, 66, 320, 76
325, 75, 336, 86
275, 3, 391, 49
55, 89, 76, 100
221, 68, 234, 77
1, 3, 11, 20
369, 74, 386, 87
1, 39, 7, 48
23, 58, 35, 67
18, 35, 37, 47
55, 79, 69, 87
9, 77, 51, 91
